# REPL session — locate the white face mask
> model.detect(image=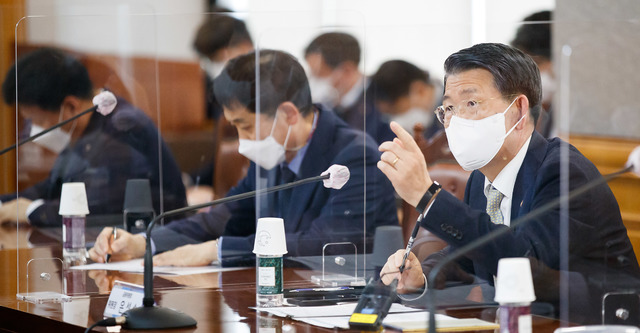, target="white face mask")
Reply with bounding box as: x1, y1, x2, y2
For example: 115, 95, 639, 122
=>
445, 98, 524, 171
390, 107, 432, 135
200, 58, 226, 79
307, 75, 339, 108
30, 109, 75, 154
238, 112, 291, 170
540, 70, 556, 106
